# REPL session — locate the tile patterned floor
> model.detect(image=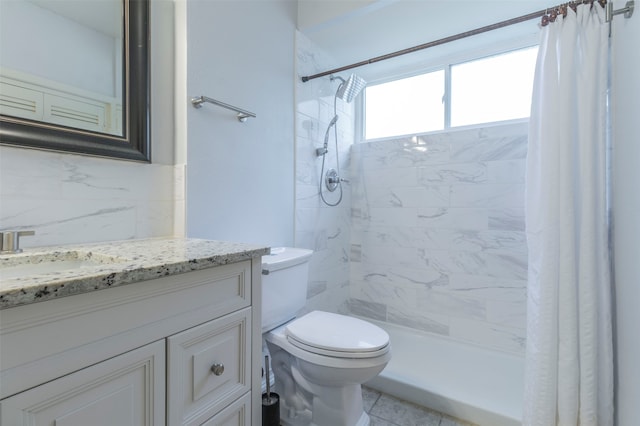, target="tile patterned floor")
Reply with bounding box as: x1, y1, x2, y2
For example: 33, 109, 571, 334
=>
362, 387, 478, 426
